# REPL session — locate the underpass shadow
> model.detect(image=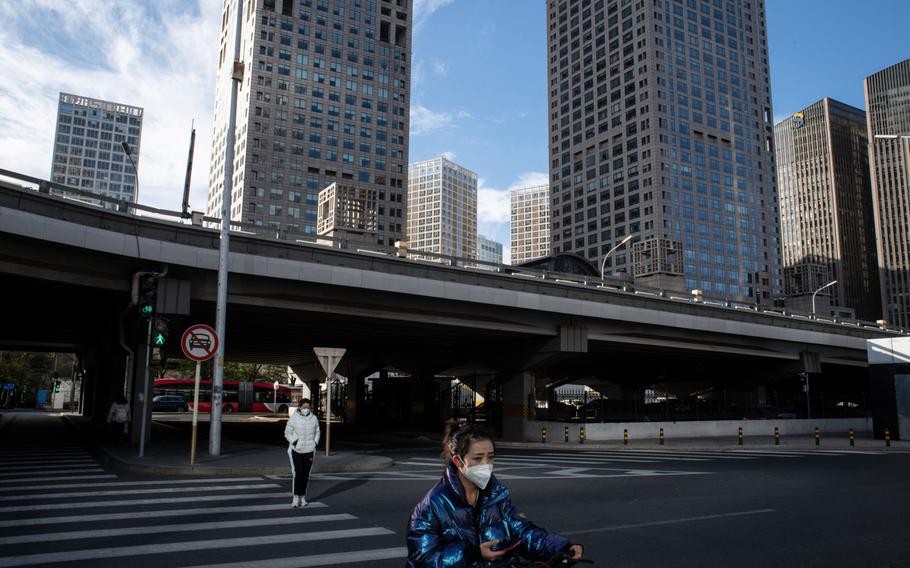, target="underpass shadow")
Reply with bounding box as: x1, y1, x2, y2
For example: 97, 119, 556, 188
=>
310, 478, 369, 501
